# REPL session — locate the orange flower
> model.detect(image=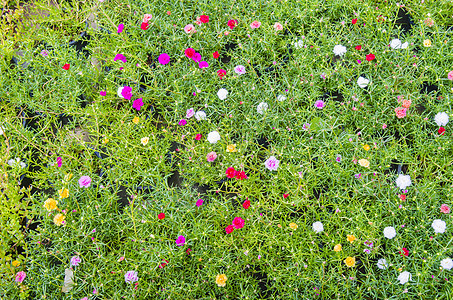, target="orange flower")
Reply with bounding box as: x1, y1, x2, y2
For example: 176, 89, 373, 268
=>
347, 235, 356, 243
216, 274, 227, 287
